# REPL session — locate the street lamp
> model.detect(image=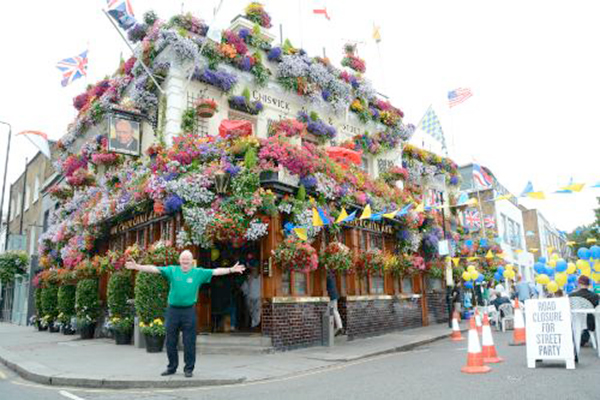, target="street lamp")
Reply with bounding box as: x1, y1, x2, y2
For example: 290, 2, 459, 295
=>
0, 121, 12, 249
